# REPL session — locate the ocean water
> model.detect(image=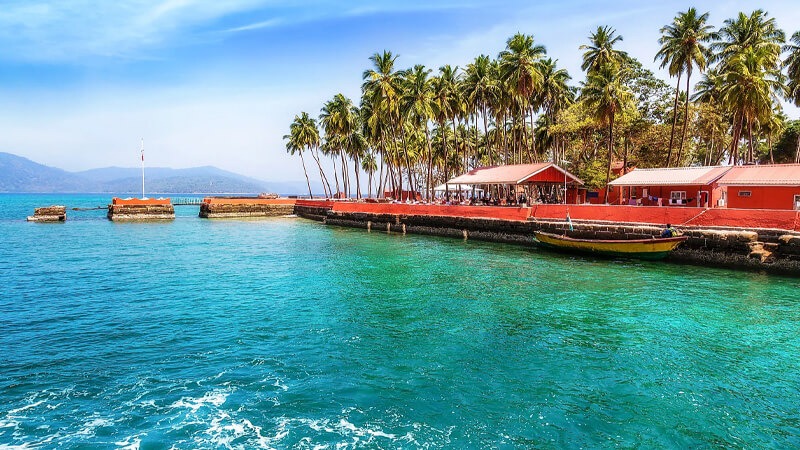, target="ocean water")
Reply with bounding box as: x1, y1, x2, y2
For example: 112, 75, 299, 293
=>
1, 193, 799, 449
